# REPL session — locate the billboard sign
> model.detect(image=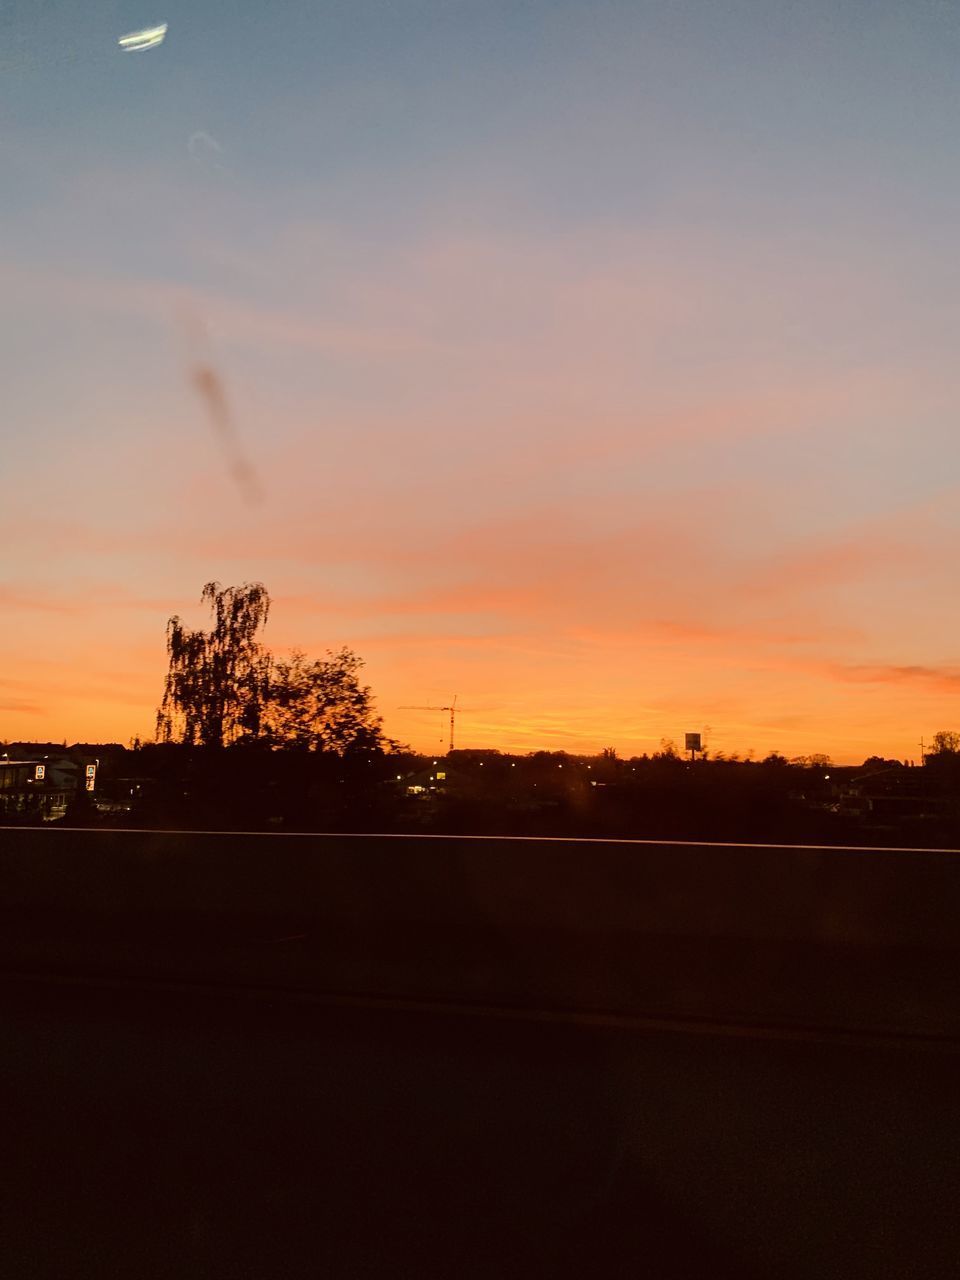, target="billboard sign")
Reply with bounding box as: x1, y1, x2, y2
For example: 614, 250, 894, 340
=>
685, 733, 702, 752
86, 764, 96, 778
34, 764, 46, 781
